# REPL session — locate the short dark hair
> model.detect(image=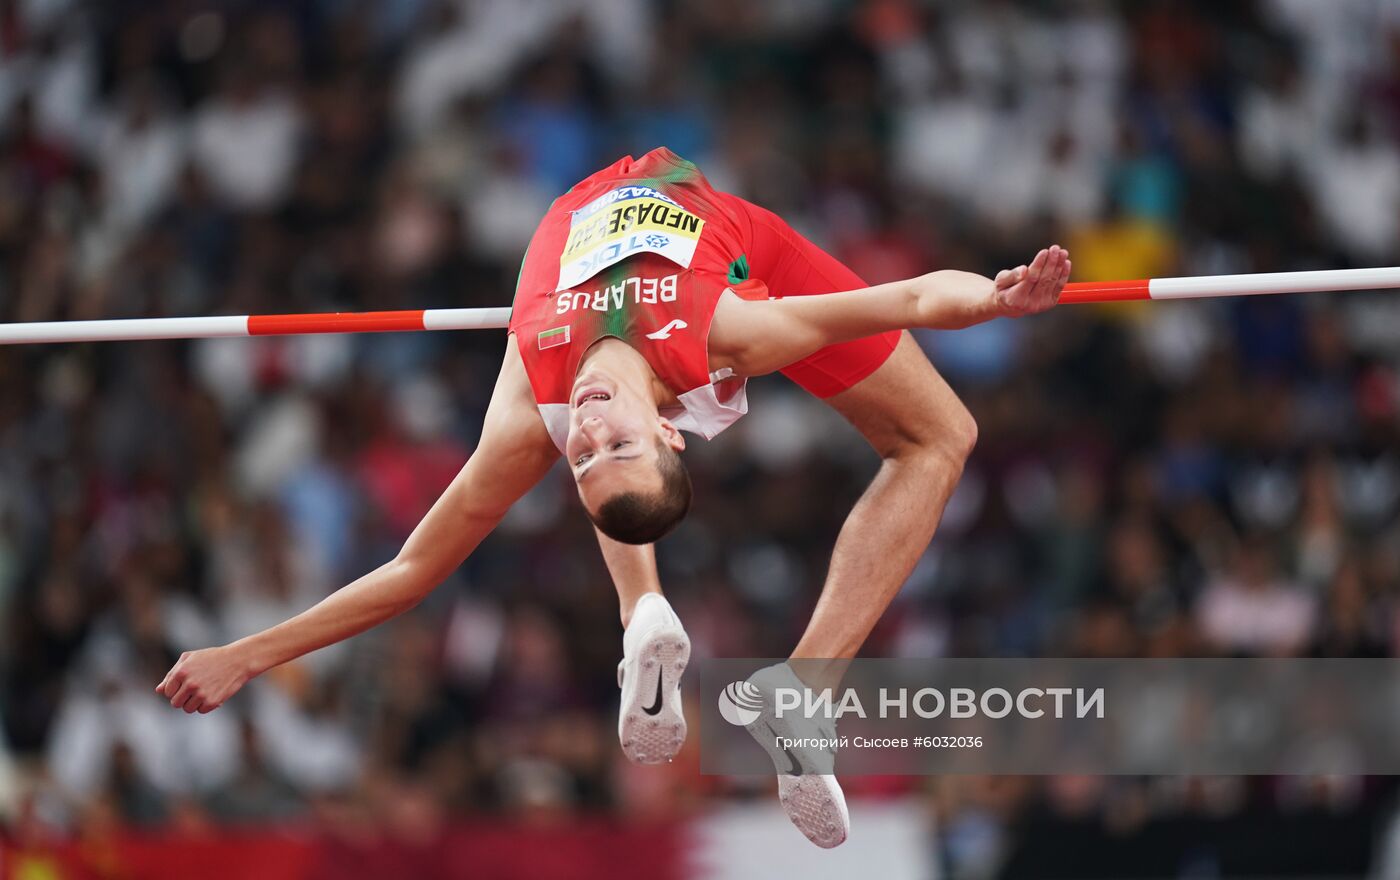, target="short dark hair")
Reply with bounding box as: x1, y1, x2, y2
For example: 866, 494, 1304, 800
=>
590, 439, 692, 545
